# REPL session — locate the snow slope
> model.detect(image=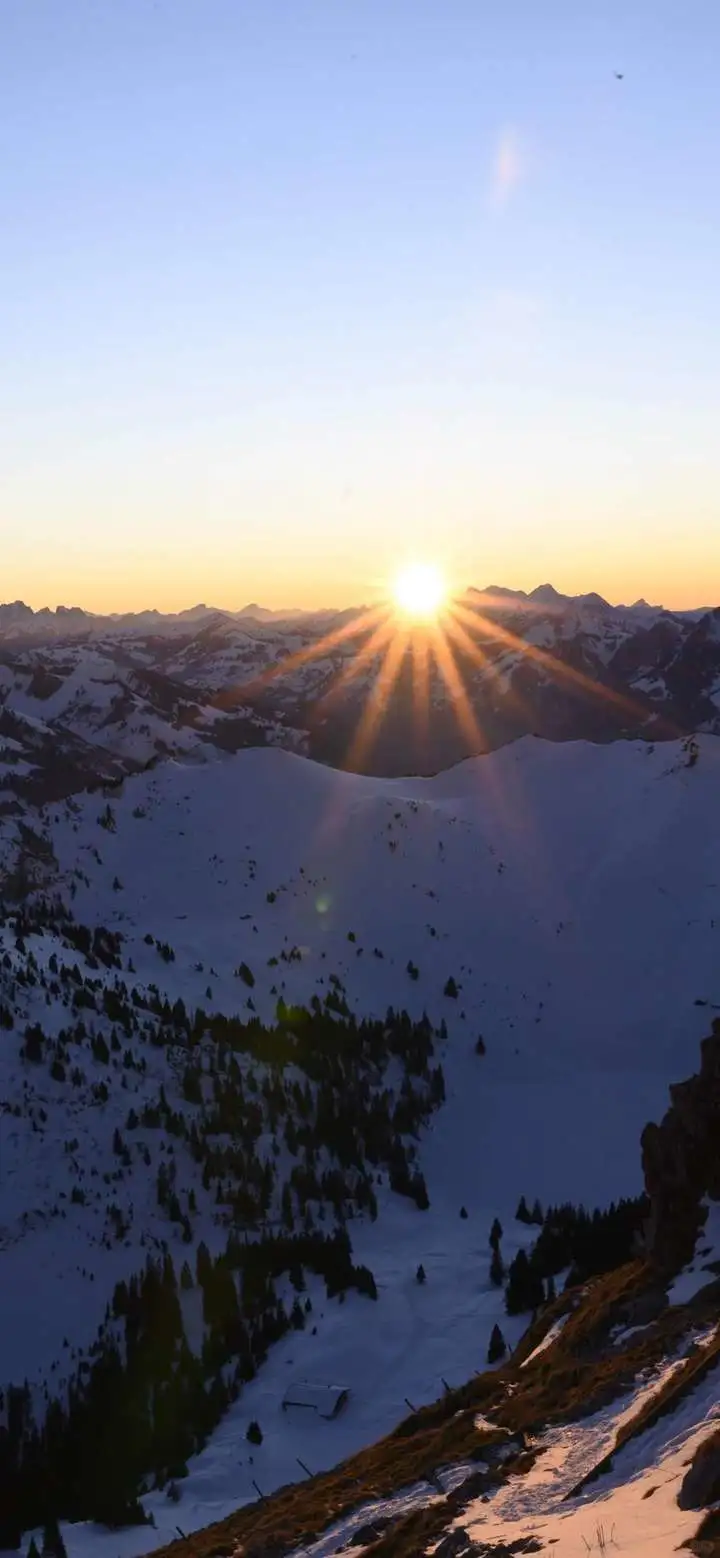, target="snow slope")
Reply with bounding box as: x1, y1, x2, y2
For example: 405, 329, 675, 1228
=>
2, 734, 720, 1552
0, 647, 295, 770
49, 733, 720, 1200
